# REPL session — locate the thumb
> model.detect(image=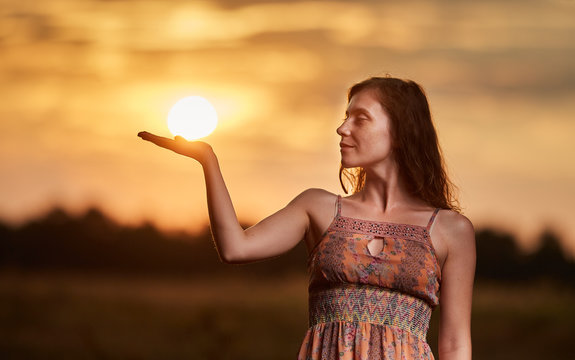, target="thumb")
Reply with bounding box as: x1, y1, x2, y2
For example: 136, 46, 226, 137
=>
174, 135, 187, 142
